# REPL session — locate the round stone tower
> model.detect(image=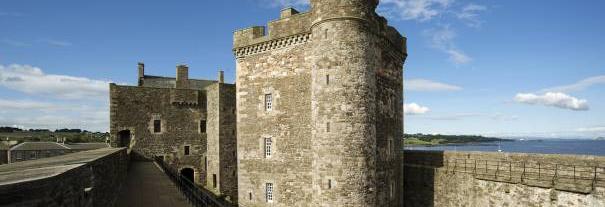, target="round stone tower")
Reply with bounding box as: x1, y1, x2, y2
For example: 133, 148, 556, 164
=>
309, 0, 381, 206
